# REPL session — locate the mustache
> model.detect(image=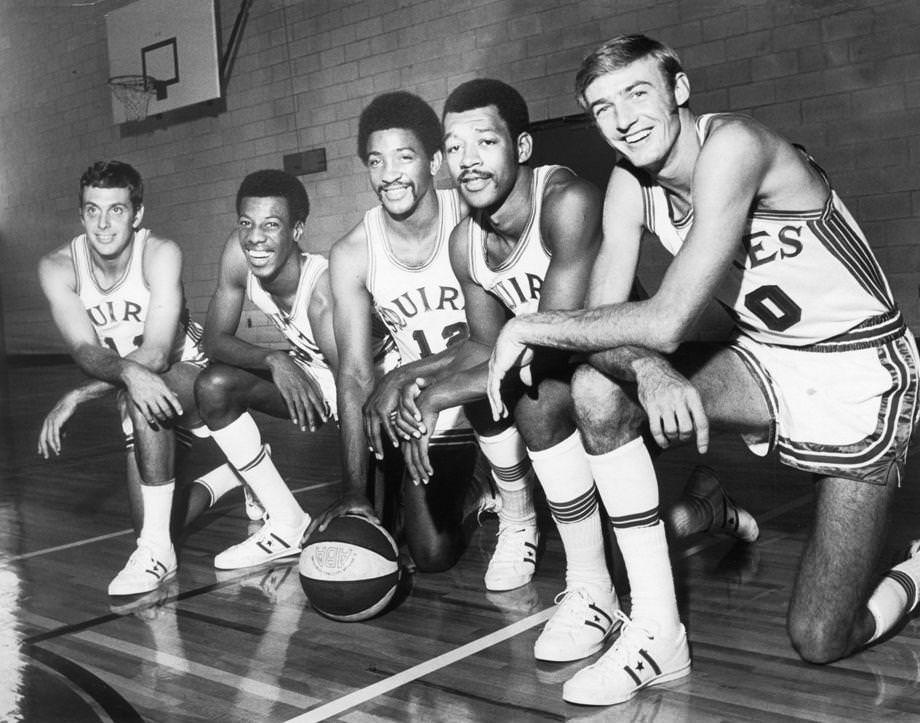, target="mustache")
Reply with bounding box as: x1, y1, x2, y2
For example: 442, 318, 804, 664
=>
377, 181, 414, 193
459, 171, 491, 183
